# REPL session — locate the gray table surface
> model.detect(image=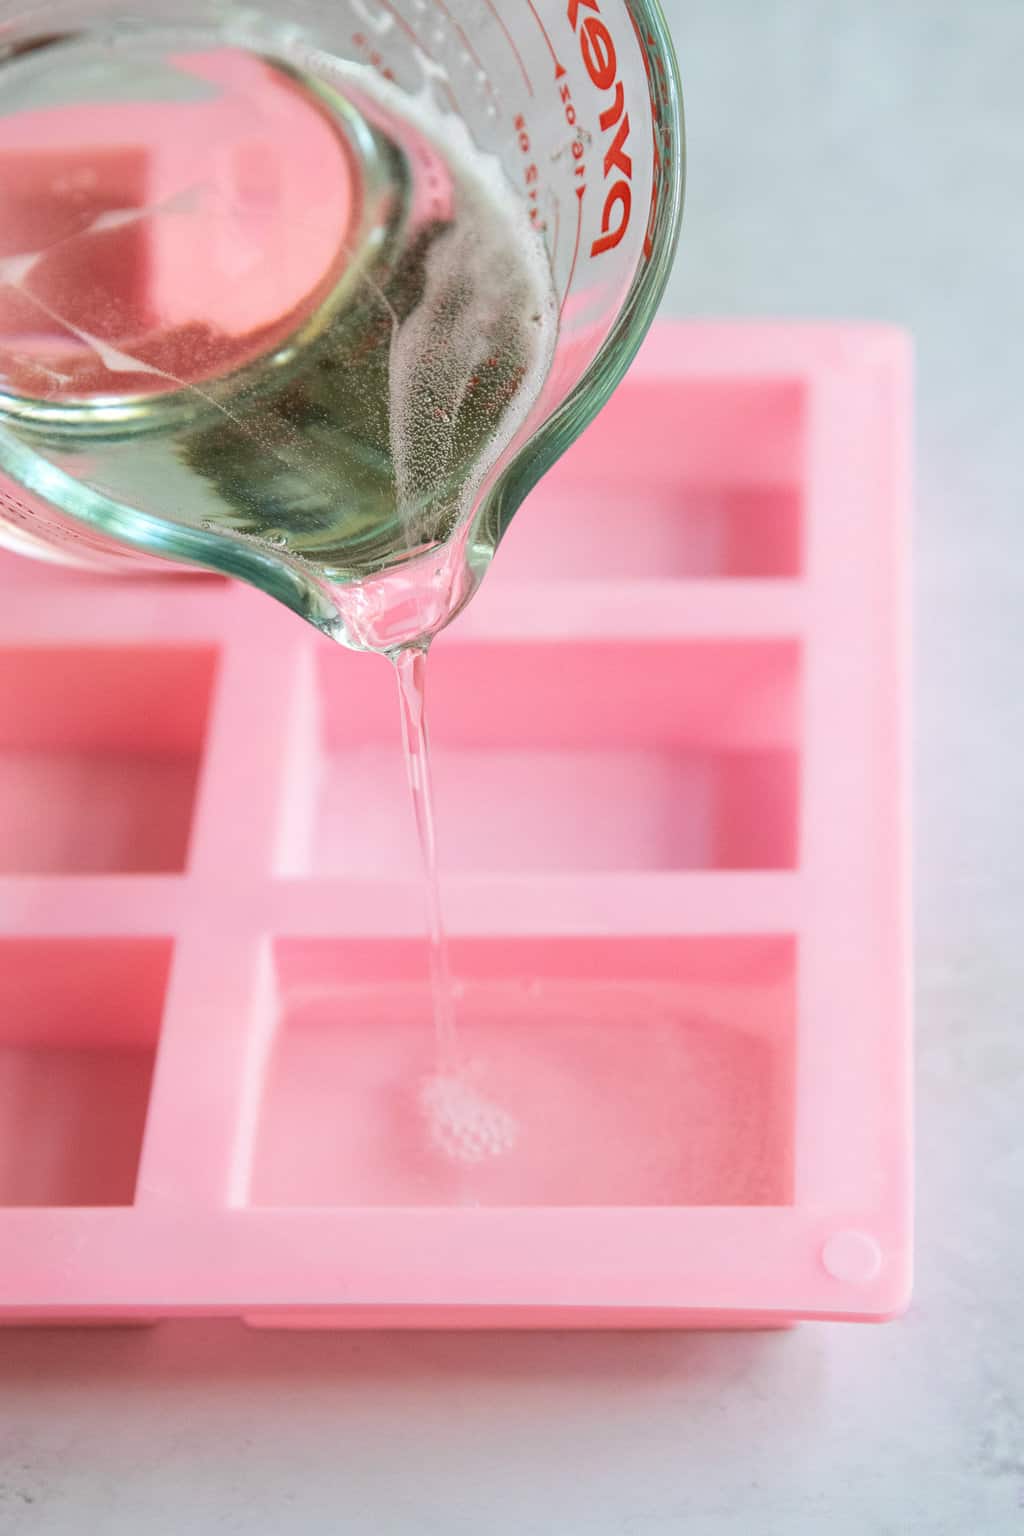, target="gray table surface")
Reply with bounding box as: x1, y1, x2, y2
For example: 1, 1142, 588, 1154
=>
2, 3, 1021, 1531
